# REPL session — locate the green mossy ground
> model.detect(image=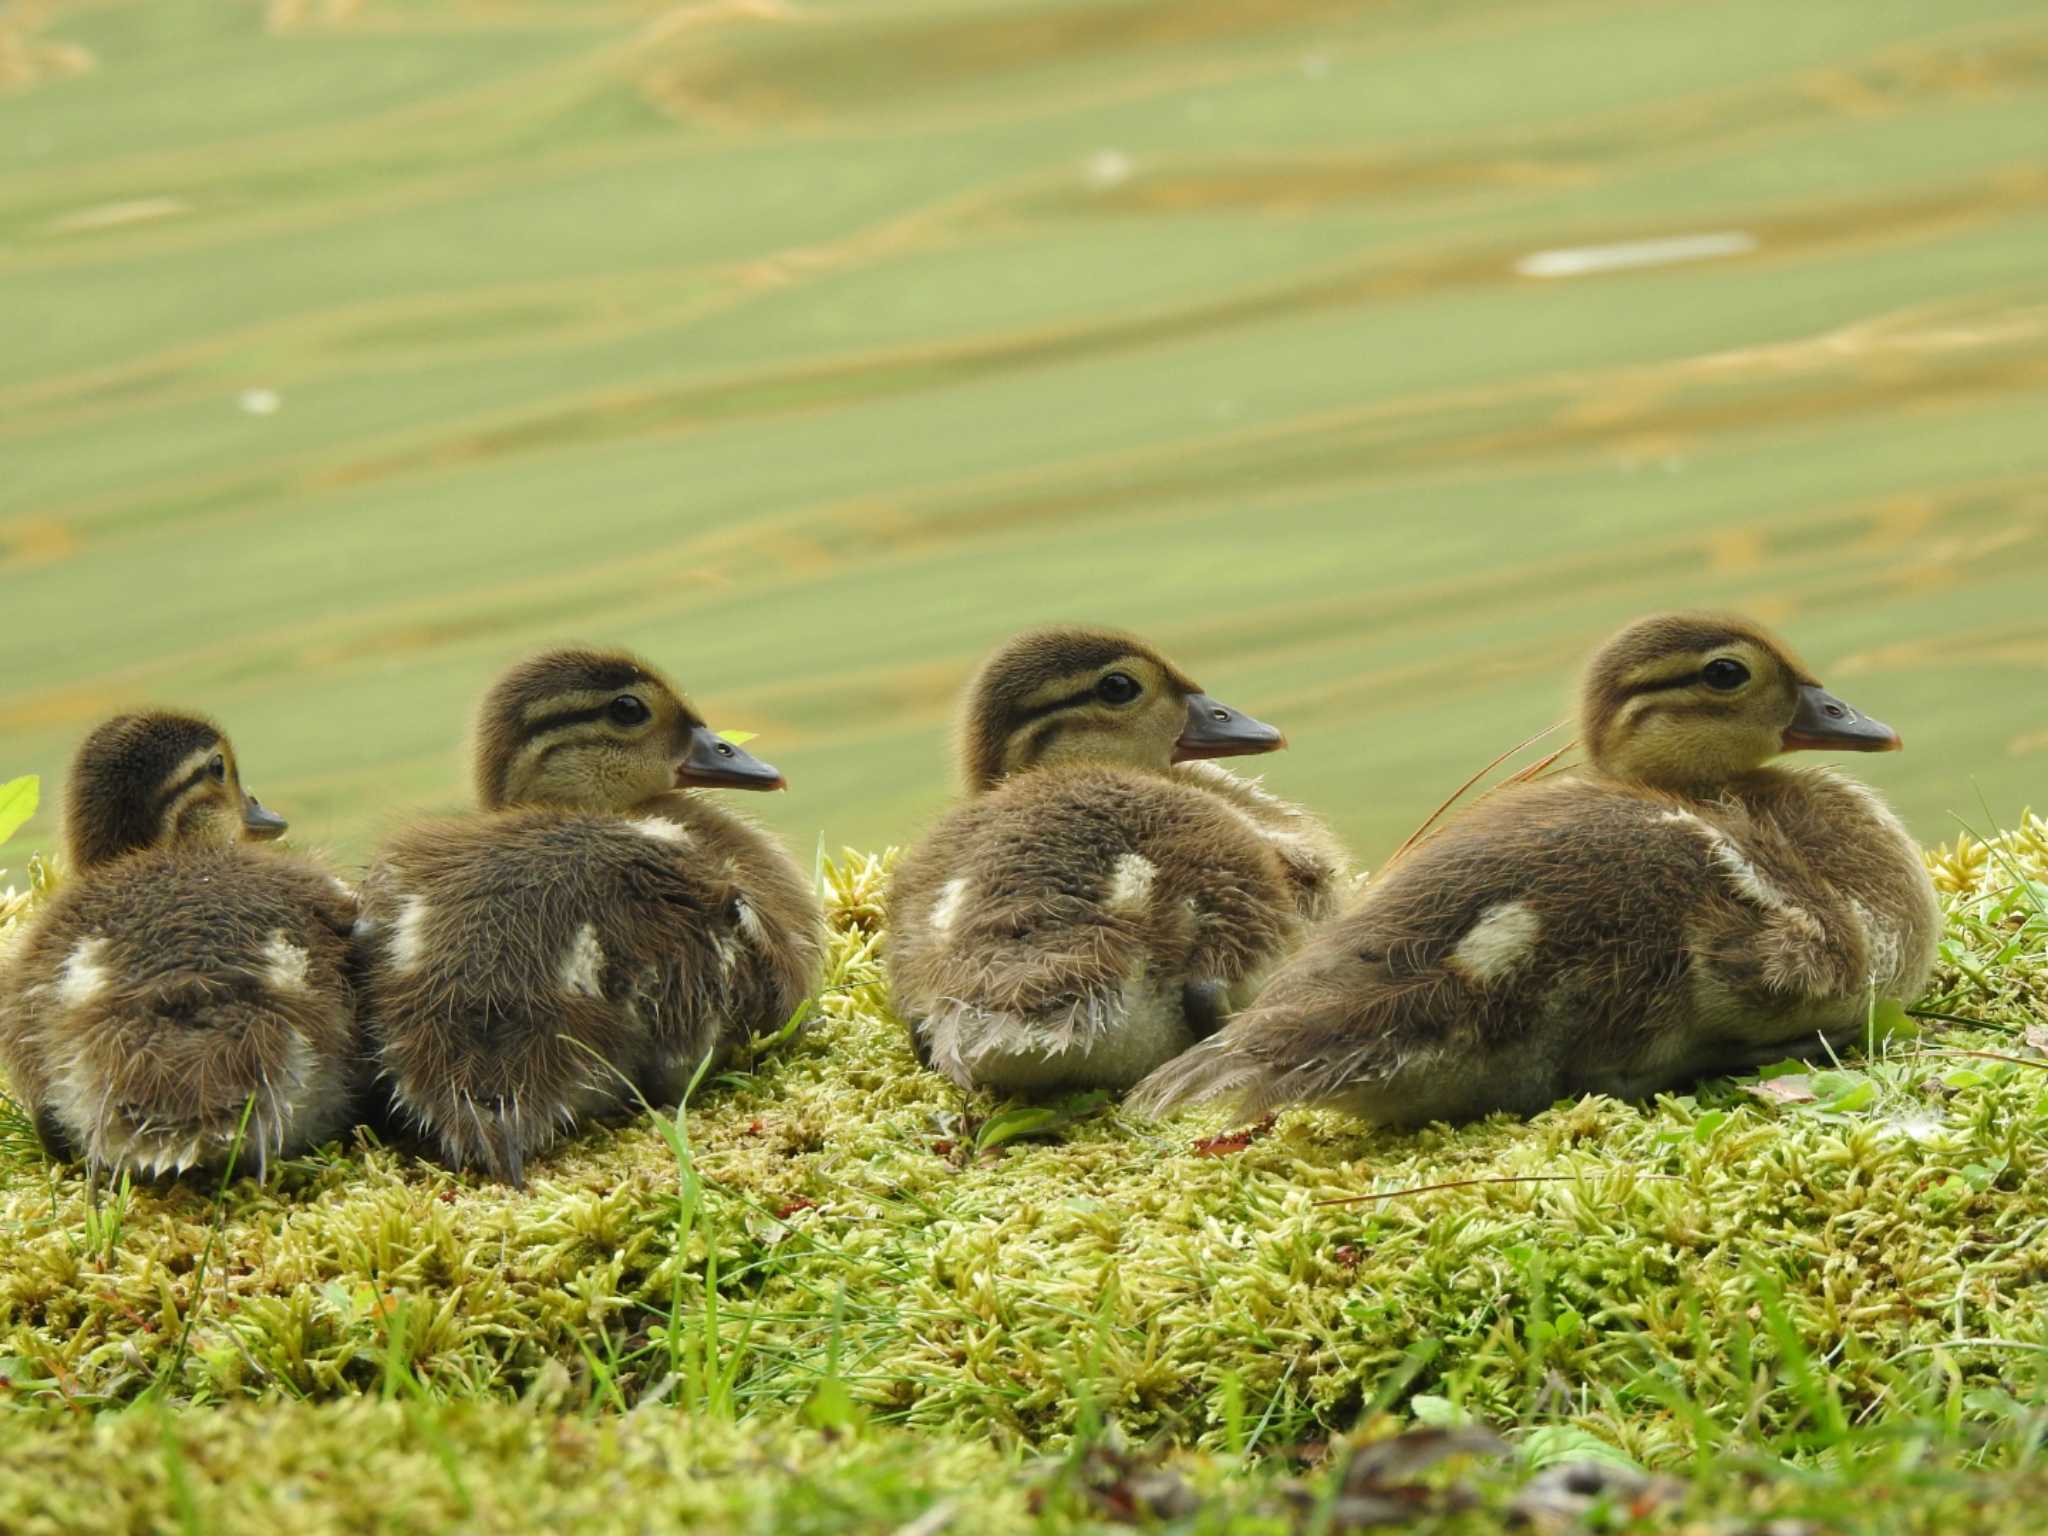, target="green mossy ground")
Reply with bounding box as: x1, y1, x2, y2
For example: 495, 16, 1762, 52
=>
1, 820, 2045, 1533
